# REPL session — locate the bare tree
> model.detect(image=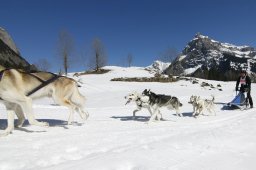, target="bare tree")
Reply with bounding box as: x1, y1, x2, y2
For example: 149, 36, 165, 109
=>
57, 30, 74, 75
159, 47, 178, 62
90, 38, 107, 71
127, 53, 133, 67
34, 58, 51, 71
